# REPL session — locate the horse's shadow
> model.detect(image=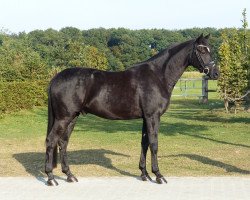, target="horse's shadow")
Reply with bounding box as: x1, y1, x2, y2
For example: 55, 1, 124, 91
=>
13, 149, 136, 182
162, 154, 250, 175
